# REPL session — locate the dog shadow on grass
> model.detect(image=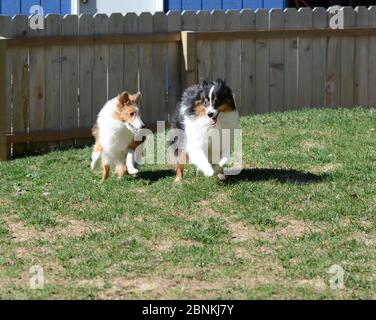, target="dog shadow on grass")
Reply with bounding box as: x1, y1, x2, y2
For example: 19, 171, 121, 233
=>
223, 168, 329, 185
137, 169, 175, 182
